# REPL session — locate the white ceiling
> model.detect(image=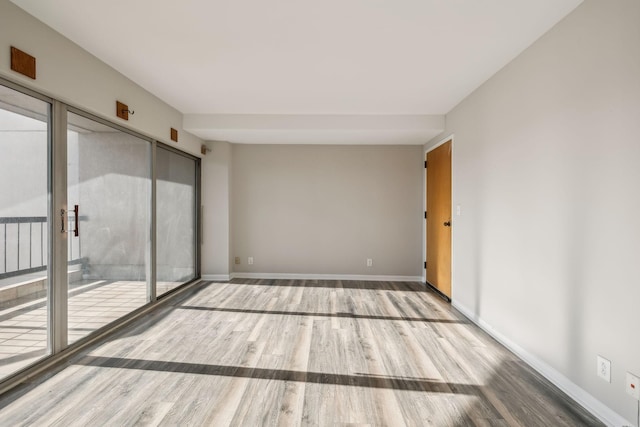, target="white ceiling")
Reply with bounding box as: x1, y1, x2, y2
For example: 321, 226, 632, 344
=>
11, 0, 582, 144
